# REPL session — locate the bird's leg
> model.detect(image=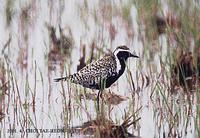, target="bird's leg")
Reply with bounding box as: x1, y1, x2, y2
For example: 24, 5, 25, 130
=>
97, 79, 105, 112
97, 90, 102, 111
